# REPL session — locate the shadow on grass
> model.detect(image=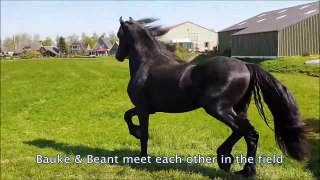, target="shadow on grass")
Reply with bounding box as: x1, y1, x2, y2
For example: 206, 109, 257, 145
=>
305, 118, 320, 179
307, 138, 320, 179
306, 118, 320, 133
24, 139, 244, 179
